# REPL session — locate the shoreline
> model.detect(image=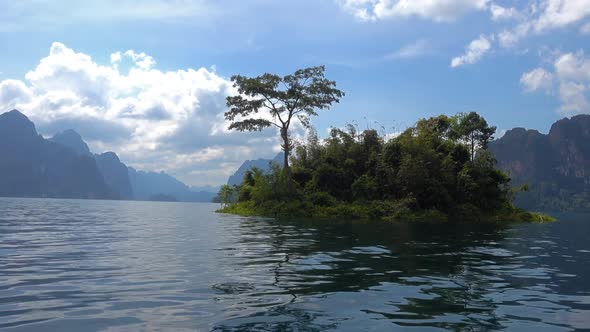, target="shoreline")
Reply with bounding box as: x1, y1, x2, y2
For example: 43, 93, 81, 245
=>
217, 201, 556, 224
